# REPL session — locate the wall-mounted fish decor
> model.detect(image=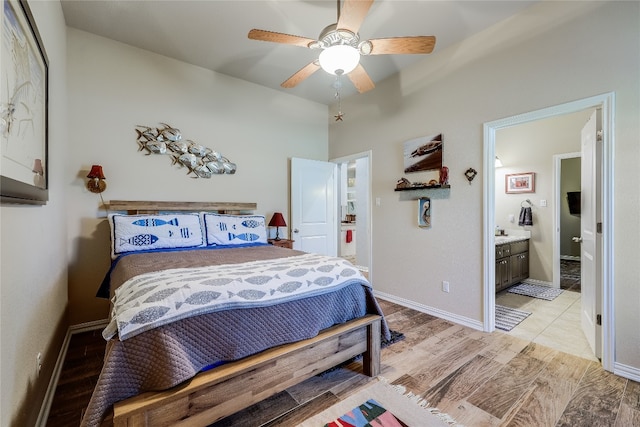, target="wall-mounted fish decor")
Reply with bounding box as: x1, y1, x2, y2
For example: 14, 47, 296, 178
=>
135, 123, 236, 178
